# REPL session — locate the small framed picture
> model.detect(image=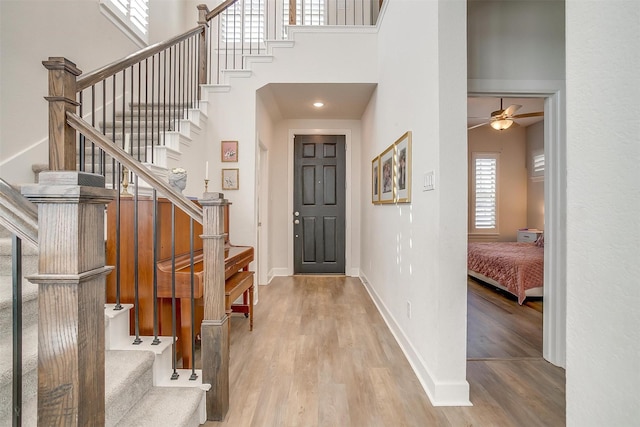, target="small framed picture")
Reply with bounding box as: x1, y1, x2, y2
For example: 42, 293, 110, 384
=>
394, 131, 412, 203
221, 140, 238, 162
222, 168, 239, 190
379, 144, 395, 203
372, 156, 380, 204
